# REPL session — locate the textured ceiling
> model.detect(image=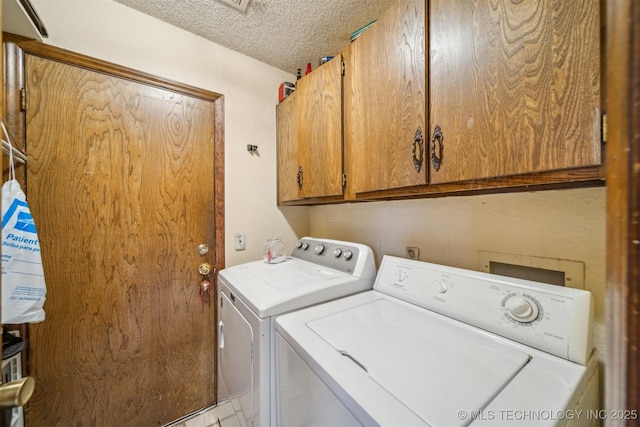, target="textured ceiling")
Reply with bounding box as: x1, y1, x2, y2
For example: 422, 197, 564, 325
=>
114, 0, 396, 76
